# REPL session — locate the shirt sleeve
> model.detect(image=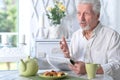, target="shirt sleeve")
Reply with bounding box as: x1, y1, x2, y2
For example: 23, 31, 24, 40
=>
69, 30, 80, 61
69, 32, 76, 59
101, 31, 120, 78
